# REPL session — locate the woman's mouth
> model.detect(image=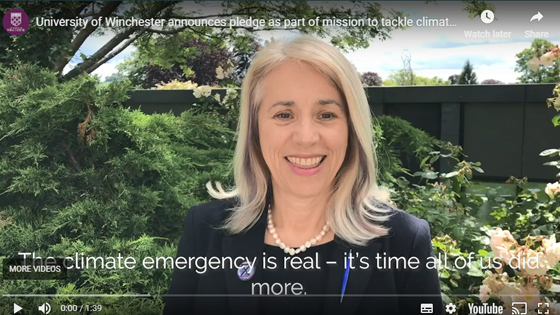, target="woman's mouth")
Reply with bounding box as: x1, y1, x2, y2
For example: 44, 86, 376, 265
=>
285, 155, 326, 169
